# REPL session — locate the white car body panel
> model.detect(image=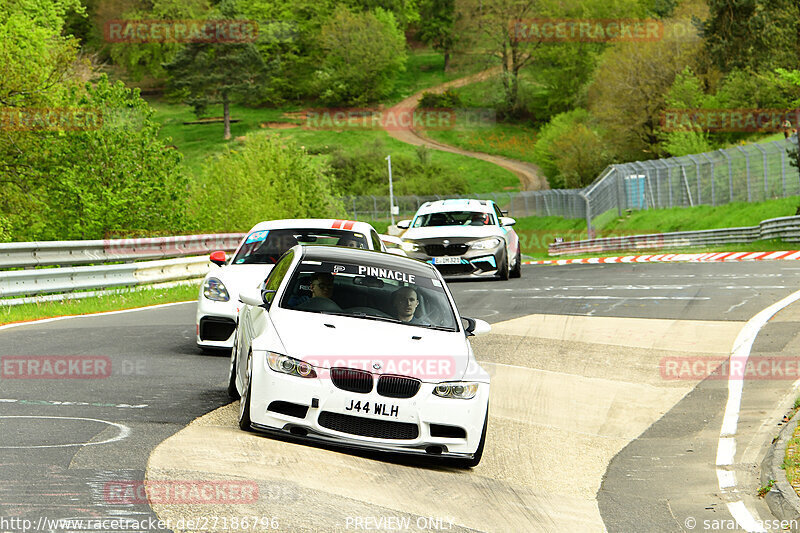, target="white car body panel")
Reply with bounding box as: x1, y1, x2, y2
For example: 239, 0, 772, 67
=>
196, 218, 386, 350
232, 245, 491, 463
